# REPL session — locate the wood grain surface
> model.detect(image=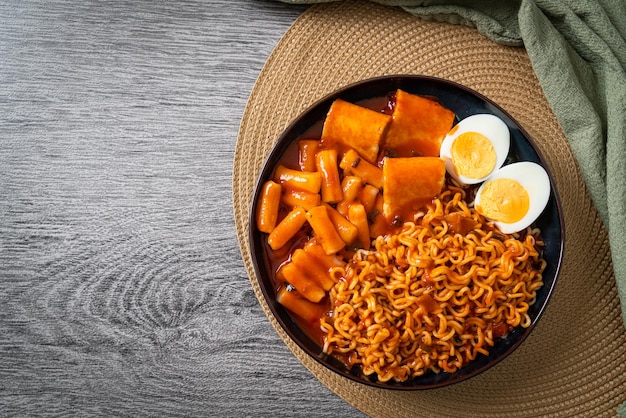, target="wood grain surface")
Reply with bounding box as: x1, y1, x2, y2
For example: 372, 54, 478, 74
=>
0, 1, 365, 416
